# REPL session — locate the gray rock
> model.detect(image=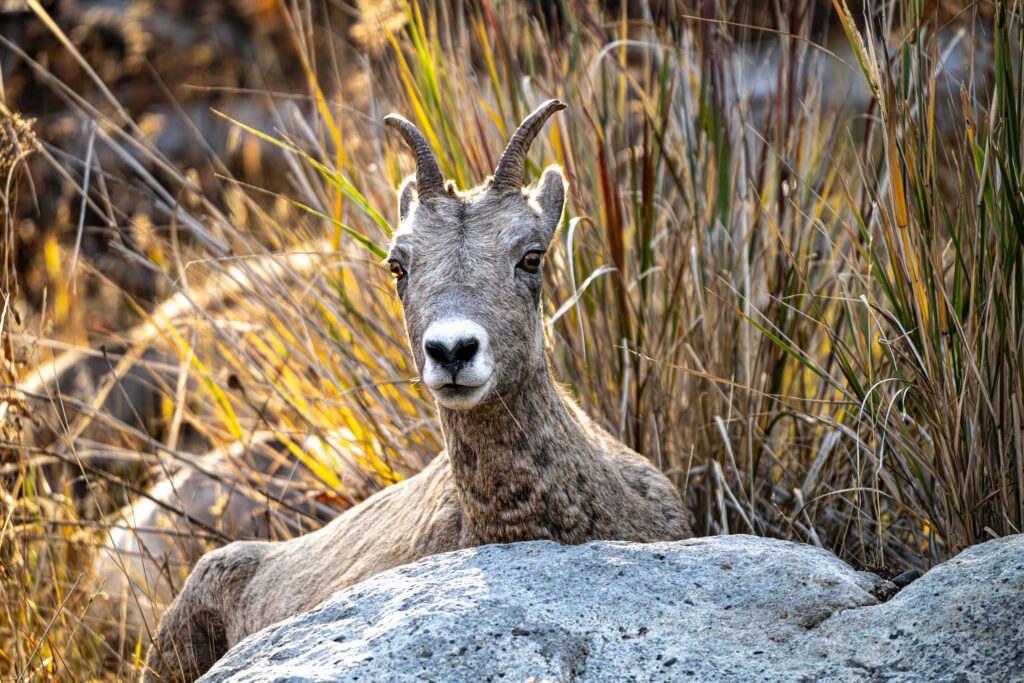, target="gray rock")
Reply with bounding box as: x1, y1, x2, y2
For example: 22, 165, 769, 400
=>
201, 534, 1024, 683
809, 537, 1024, 681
